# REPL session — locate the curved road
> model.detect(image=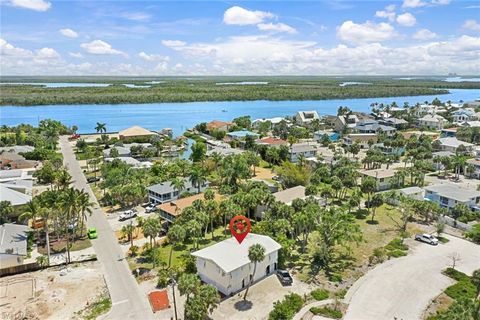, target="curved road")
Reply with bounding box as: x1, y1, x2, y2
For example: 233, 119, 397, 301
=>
344, 235, 480, 320
60, 136, 154, 320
